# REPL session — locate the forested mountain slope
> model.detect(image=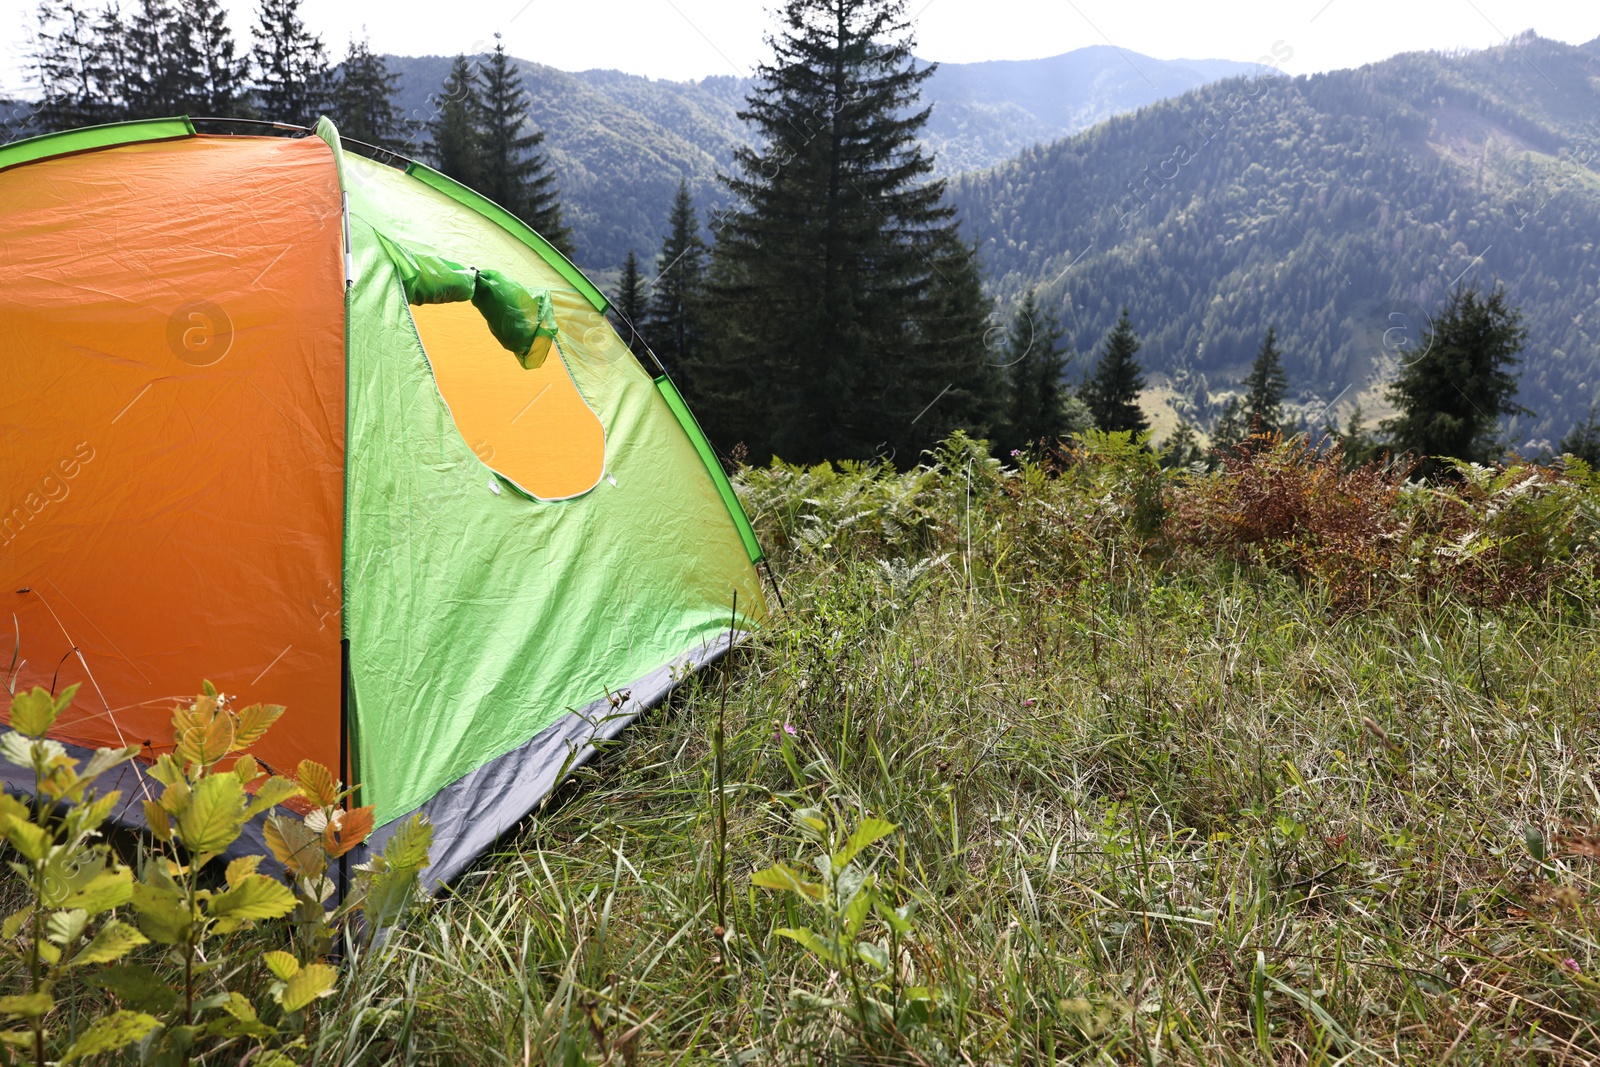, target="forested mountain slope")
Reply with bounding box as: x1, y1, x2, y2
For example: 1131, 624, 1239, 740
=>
382, 48, 1253, 270
951, 34, 1600, 446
